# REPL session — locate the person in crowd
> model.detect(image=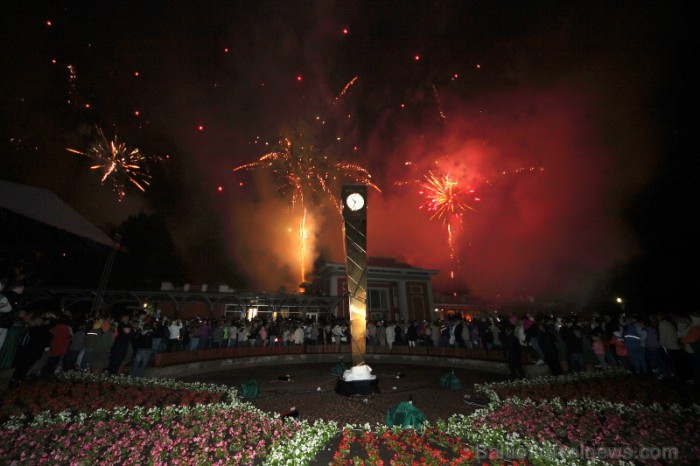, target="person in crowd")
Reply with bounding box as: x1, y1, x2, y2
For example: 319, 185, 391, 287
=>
580, 318, 597, 371
167, 319, 183, 352
82, 321, 99, 372
503, 325, 526, 379
611, 330, 629, 370
40, 313, 72, 377
227, 320, 238, 348
108, 322, 134, 375
513, 317, 526, 349
10, 310, 52, 384
153, 319, 168, 352
293, 324, 304, 345
417, 320, 428, 346
524, 315, 544, 365
645, 316, 670, 379
308, 321, 319, 345
674, 315, 694, 381
221, 321, 230, 348
452, 318, 464, 349
0, 278, 13, 352
66, 321, 86, 370
393, 322, 403, 346
211, 321, 224, 348
280, 325, 290, 345
680, 311, 700, 384
248, 322, 259, 347
366, 321, 377, 348
376, 321, 386, 347
538, 320, 563, 376
320, 322, 330, 345
427, 320, 437, 347
658, 314, 681, 378
562, 318, 584, 373
185, 320, 199, 351
0, 311, 23, 370
237, 323, 249, 346
131, 323, 154, 377
406, 321, 418, 347
385, 320, 395, 350
332, 322, 344, 346
591, 335, 609, 369
623, 316, 647, 375
197, 319, 213, 349
438, 319, 450, 347
489, 319, 500, 349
